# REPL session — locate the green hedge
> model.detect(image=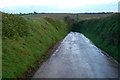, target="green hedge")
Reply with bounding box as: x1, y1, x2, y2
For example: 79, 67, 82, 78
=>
71, 14, 120, 62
